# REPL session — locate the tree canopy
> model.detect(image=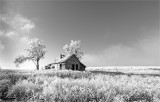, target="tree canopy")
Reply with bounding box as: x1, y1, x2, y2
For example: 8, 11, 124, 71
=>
14, 38, 46, 70
63, 40, 83, 60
